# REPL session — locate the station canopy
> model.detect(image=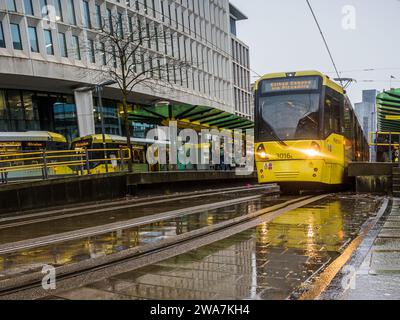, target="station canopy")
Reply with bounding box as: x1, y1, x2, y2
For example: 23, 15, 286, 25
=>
127, 104, 254, 131
377, 89, 400, 132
